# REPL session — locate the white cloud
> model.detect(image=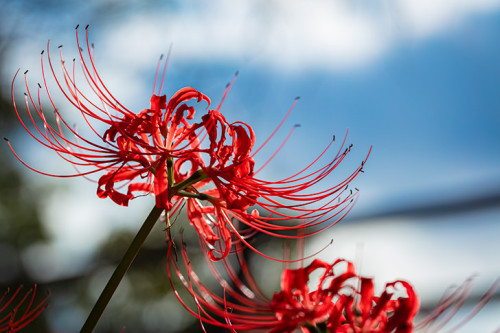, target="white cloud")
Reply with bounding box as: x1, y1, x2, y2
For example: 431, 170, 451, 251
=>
98, 0, 500, 73
396, 0, 500, 37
